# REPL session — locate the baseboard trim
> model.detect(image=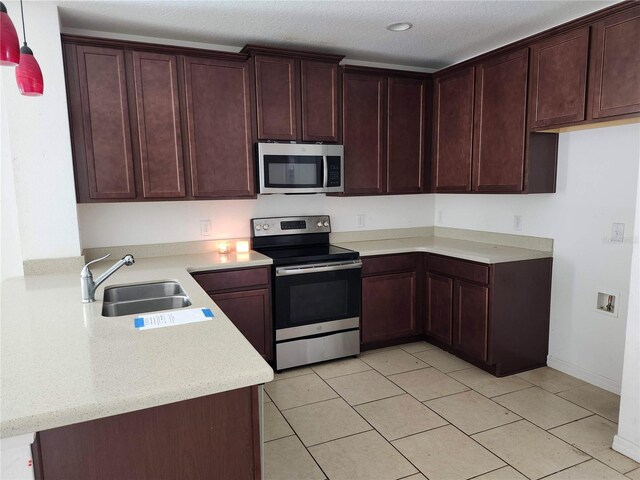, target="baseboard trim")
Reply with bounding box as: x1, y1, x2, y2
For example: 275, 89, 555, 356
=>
613, 434, 640, 463
547, 355, 622, 395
